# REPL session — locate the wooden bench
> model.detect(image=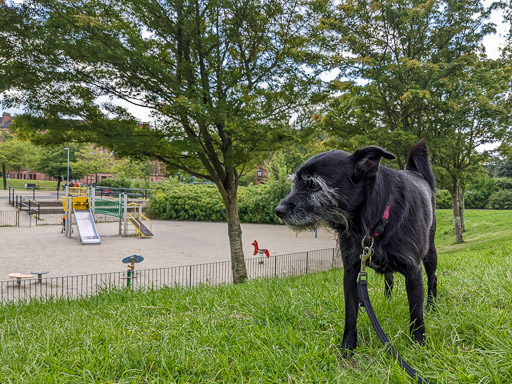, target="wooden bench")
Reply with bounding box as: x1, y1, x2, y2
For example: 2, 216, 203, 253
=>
8, 273, 34, 287
25, 183, 39, 189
